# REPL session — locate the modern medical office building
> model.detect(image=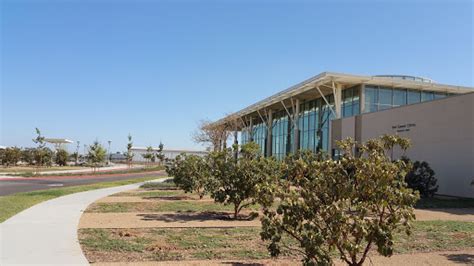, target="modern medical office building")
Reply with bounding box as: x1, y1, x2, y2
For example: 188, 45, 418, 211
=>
213, 72, 473, 198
